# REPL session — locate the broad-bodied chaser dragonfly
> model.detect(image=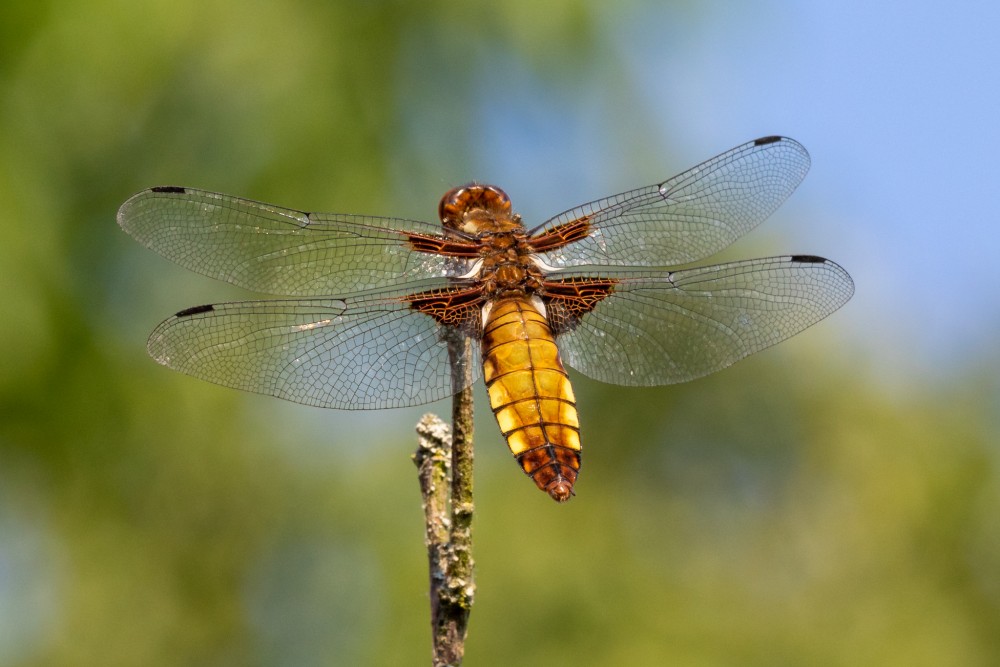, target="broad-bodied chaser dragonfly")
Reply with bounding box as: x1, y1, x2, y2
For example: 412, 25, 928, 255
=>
118, 136, 853, 502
